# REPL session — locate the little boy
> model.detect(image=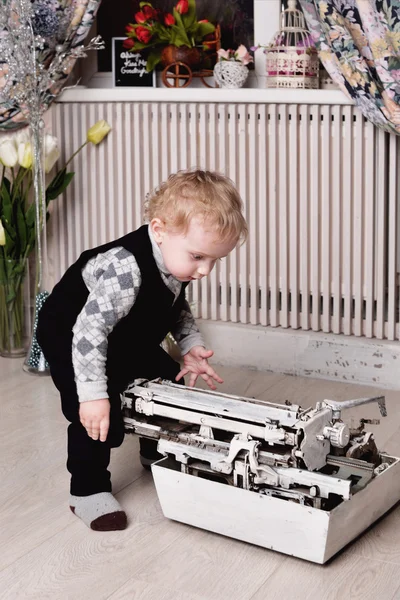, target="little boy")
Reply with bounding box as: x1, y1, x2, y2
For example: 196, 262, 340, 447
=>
37, 169, 247, 531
